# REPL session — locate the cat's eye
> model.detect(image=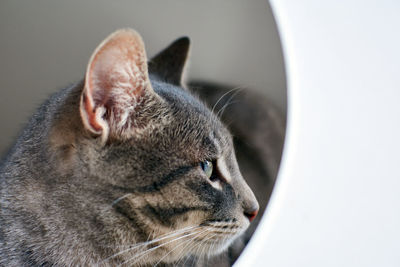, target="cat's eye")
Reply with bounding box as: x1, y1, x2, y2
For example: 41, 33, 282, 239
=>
200, 160, 213, 179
